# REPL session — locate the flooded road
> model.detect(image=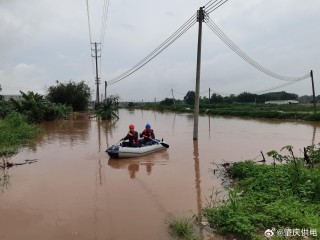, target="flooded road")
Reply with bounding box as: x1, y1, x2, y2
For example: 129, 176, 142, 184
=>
1, 109, 319, 240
